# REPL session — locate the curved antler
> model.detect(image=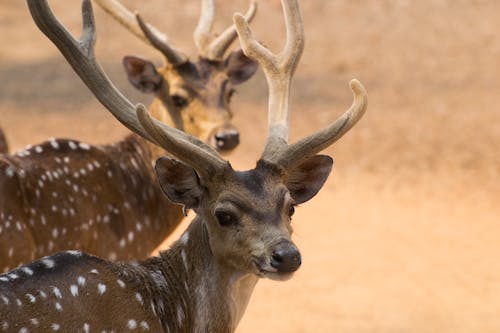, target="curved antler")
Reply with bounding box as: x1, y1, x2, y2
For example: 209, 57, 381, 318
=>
234, 0, 367, 169
93, 0, 187, 66
27, 0, 227, 177
194, 0, 257, 60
